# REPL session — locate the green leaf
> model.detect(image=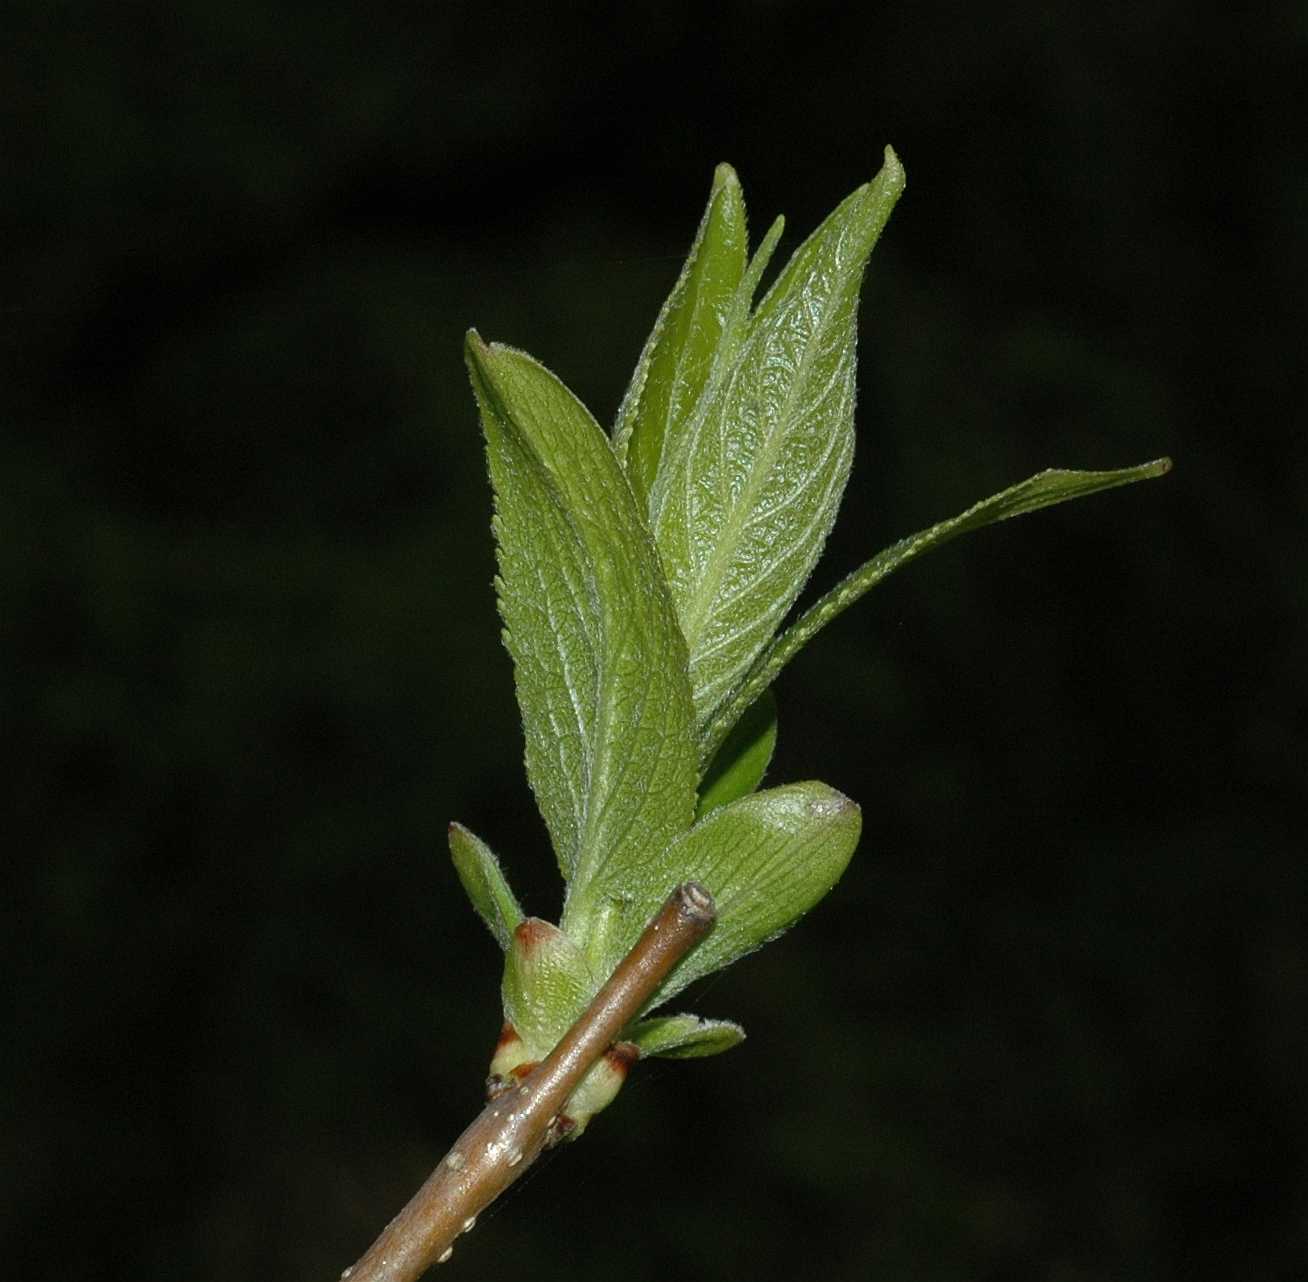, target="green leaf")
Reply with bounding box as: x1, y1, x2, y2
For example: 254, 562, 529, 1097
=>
448, 821, 523, 950
631, 208, 785, 510
590, 781, 861, 1005
627, 1013, 746, 1059
650, 147, 907, 757
702, 456, 1173, 763
695, 688, 777, 818
466, 337, 698, 938
613, 163, 749, 507
501, 918, 597, 1059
